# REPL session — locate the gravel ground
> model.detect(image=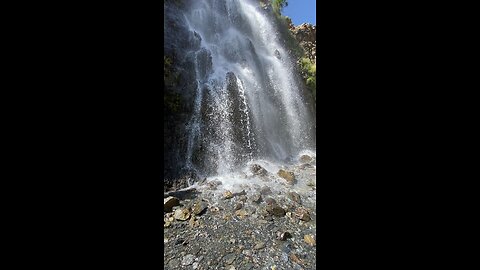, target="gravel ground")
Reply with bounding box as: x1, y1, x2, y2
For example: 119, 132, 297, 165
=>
164, 155, 317, 270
